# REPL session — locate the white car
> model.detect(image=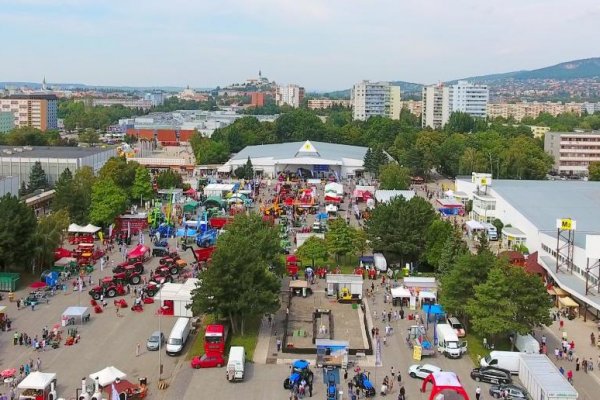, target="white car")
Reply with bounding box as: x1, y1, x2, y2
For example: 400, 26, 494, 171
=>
408, 364, 442, 379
